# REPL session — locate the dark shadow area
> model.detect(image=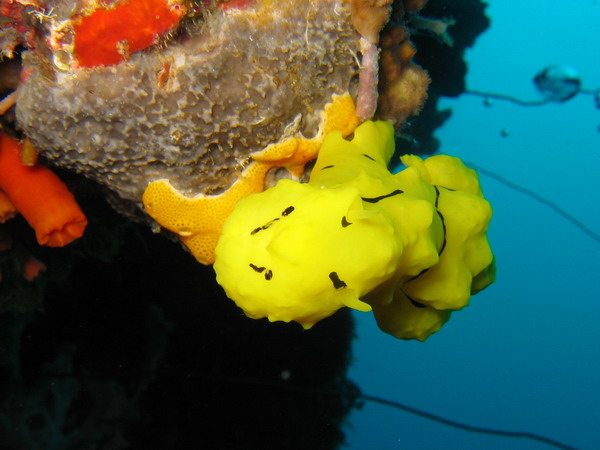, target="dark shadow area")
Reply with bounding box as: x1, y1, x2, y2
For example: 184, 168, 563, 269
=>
0, 181, 358, 450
